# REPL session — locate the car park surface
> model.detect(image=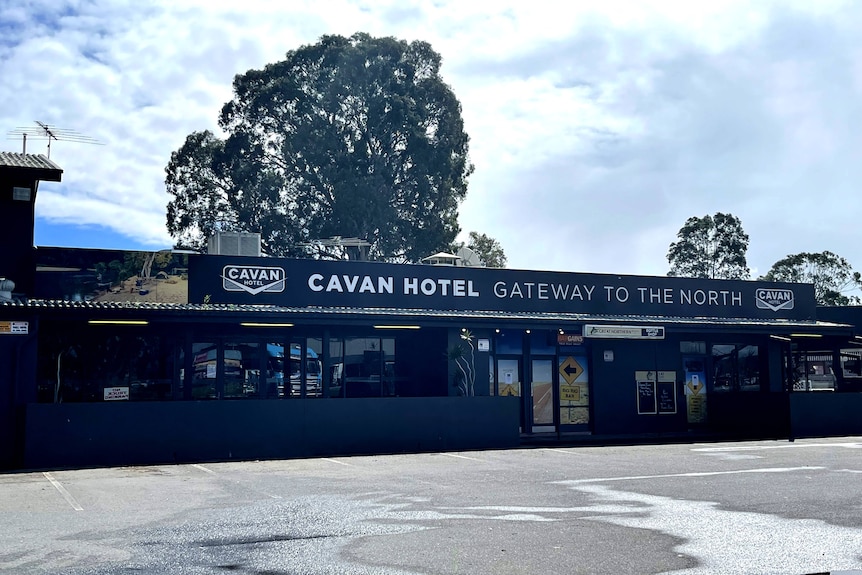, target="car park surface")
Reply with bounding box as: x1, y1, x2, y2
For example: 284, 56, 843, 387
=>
2, 437, 862, 574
